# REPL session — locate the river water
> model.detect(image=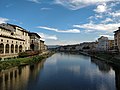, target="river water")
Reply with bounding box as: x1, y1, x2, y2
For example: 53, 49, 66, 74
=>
0, 53, 120, 90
